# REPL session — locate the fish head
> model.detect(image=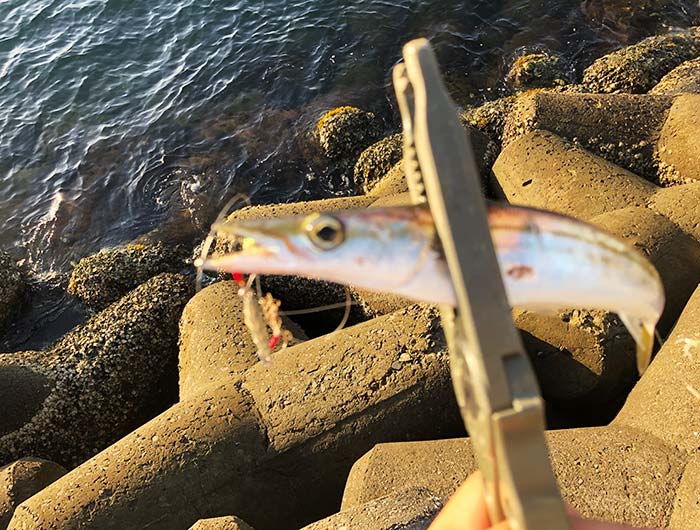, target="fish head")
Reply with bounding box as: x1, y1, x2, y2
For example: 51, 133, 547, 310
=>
202, 206, 443, 294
